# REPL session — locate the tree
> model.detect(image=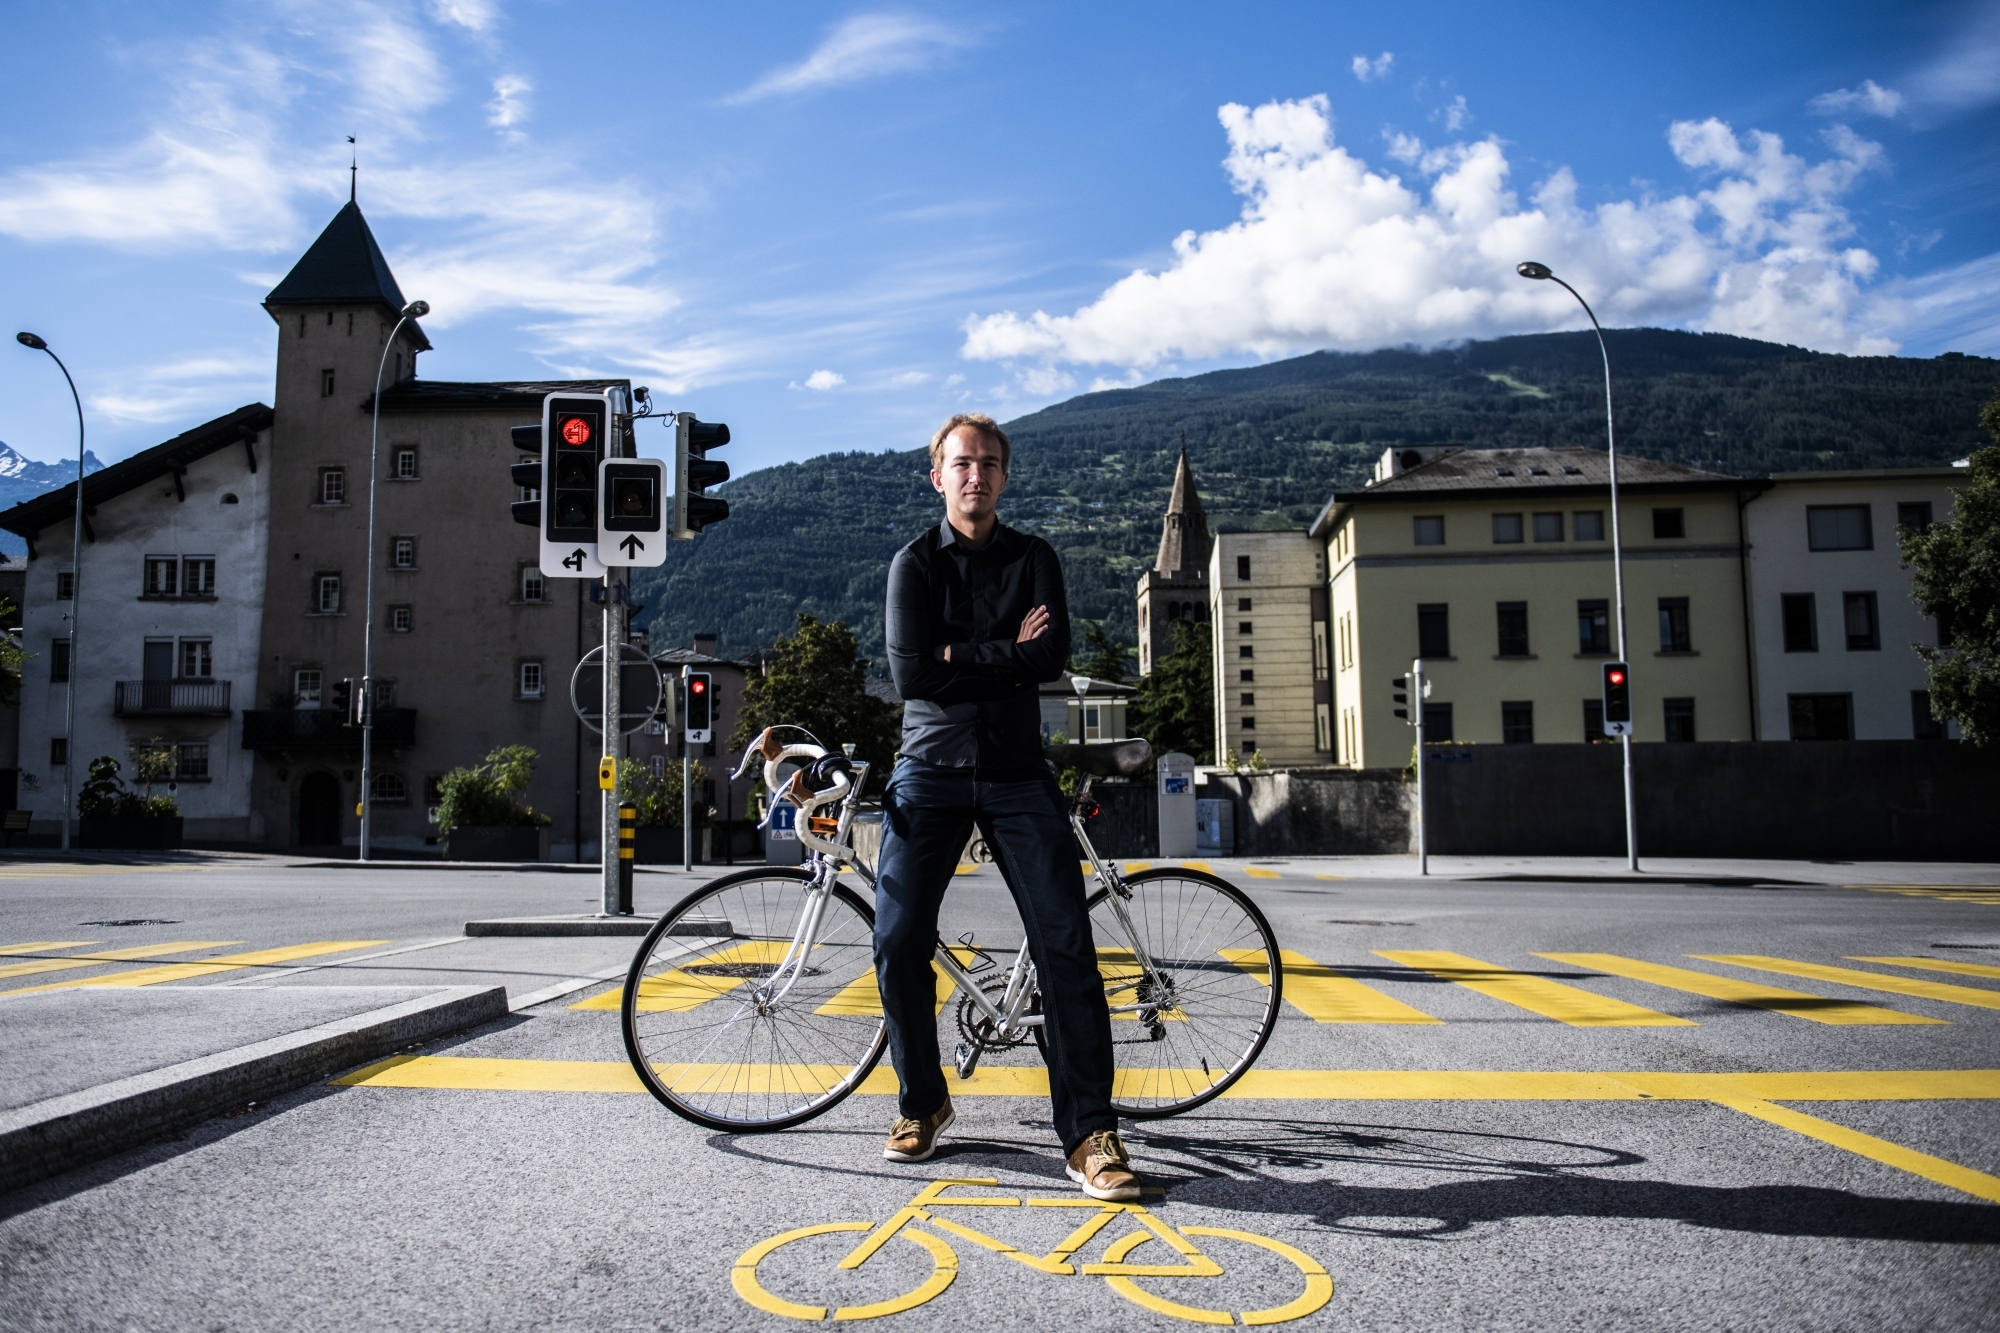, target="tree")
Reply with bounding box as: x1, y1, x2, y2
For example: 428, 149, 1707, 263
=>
730, 613, 902, 778
1132, 618, 1214, 763
1071, 619, 1133, 684
1903, 391, 2000, 745
617, 758, 711, 828
435, 745, 551, 834
0, 598, 25, 708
